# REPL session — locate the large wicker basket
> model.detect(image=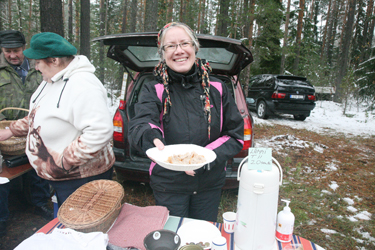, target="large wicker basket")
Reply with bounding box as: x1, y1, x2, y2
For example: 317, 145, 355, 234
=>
57, 179, 125, 233
0, 107, 29, 155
